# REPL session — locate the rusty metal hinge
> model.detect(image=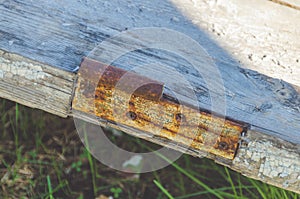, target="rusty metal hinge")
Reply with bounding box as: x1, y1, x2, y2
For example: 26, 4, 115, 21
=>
72, 58, 247, 160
